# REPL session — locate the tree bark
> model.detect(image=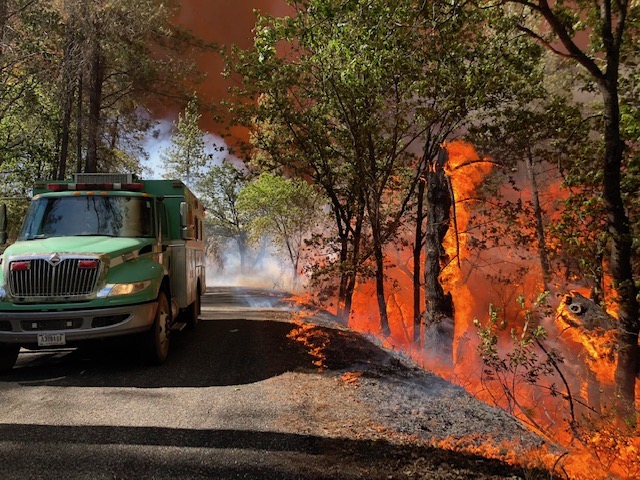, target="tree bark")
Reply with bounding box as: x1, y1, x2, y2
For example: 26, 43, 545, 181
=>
525, 151, 552, 287
86, 39, 104, 173
423, 152, 454, 363
413, 176, 426, 345
0, 0, 7, 63
599, 80, 639, 411
369, 197, 391, 337
333, 191, 364, 323
75, 73, 83, 173
341, 205, 363, 322
58, 28, 77, 180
